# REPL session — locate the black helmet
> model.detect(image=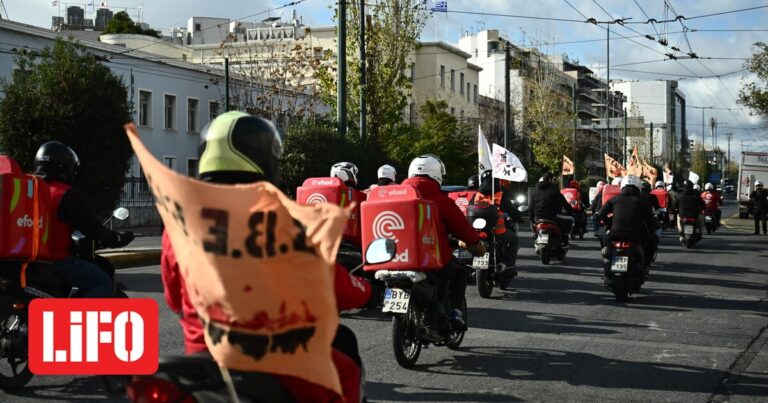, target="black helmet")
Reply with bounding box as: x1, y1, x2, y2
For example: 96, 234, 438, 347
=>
467, 175, 479, 189
640, 181, 651, 193
34, 141, 80, 184
682, 180, 693, 190
198, 111, 283, 185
